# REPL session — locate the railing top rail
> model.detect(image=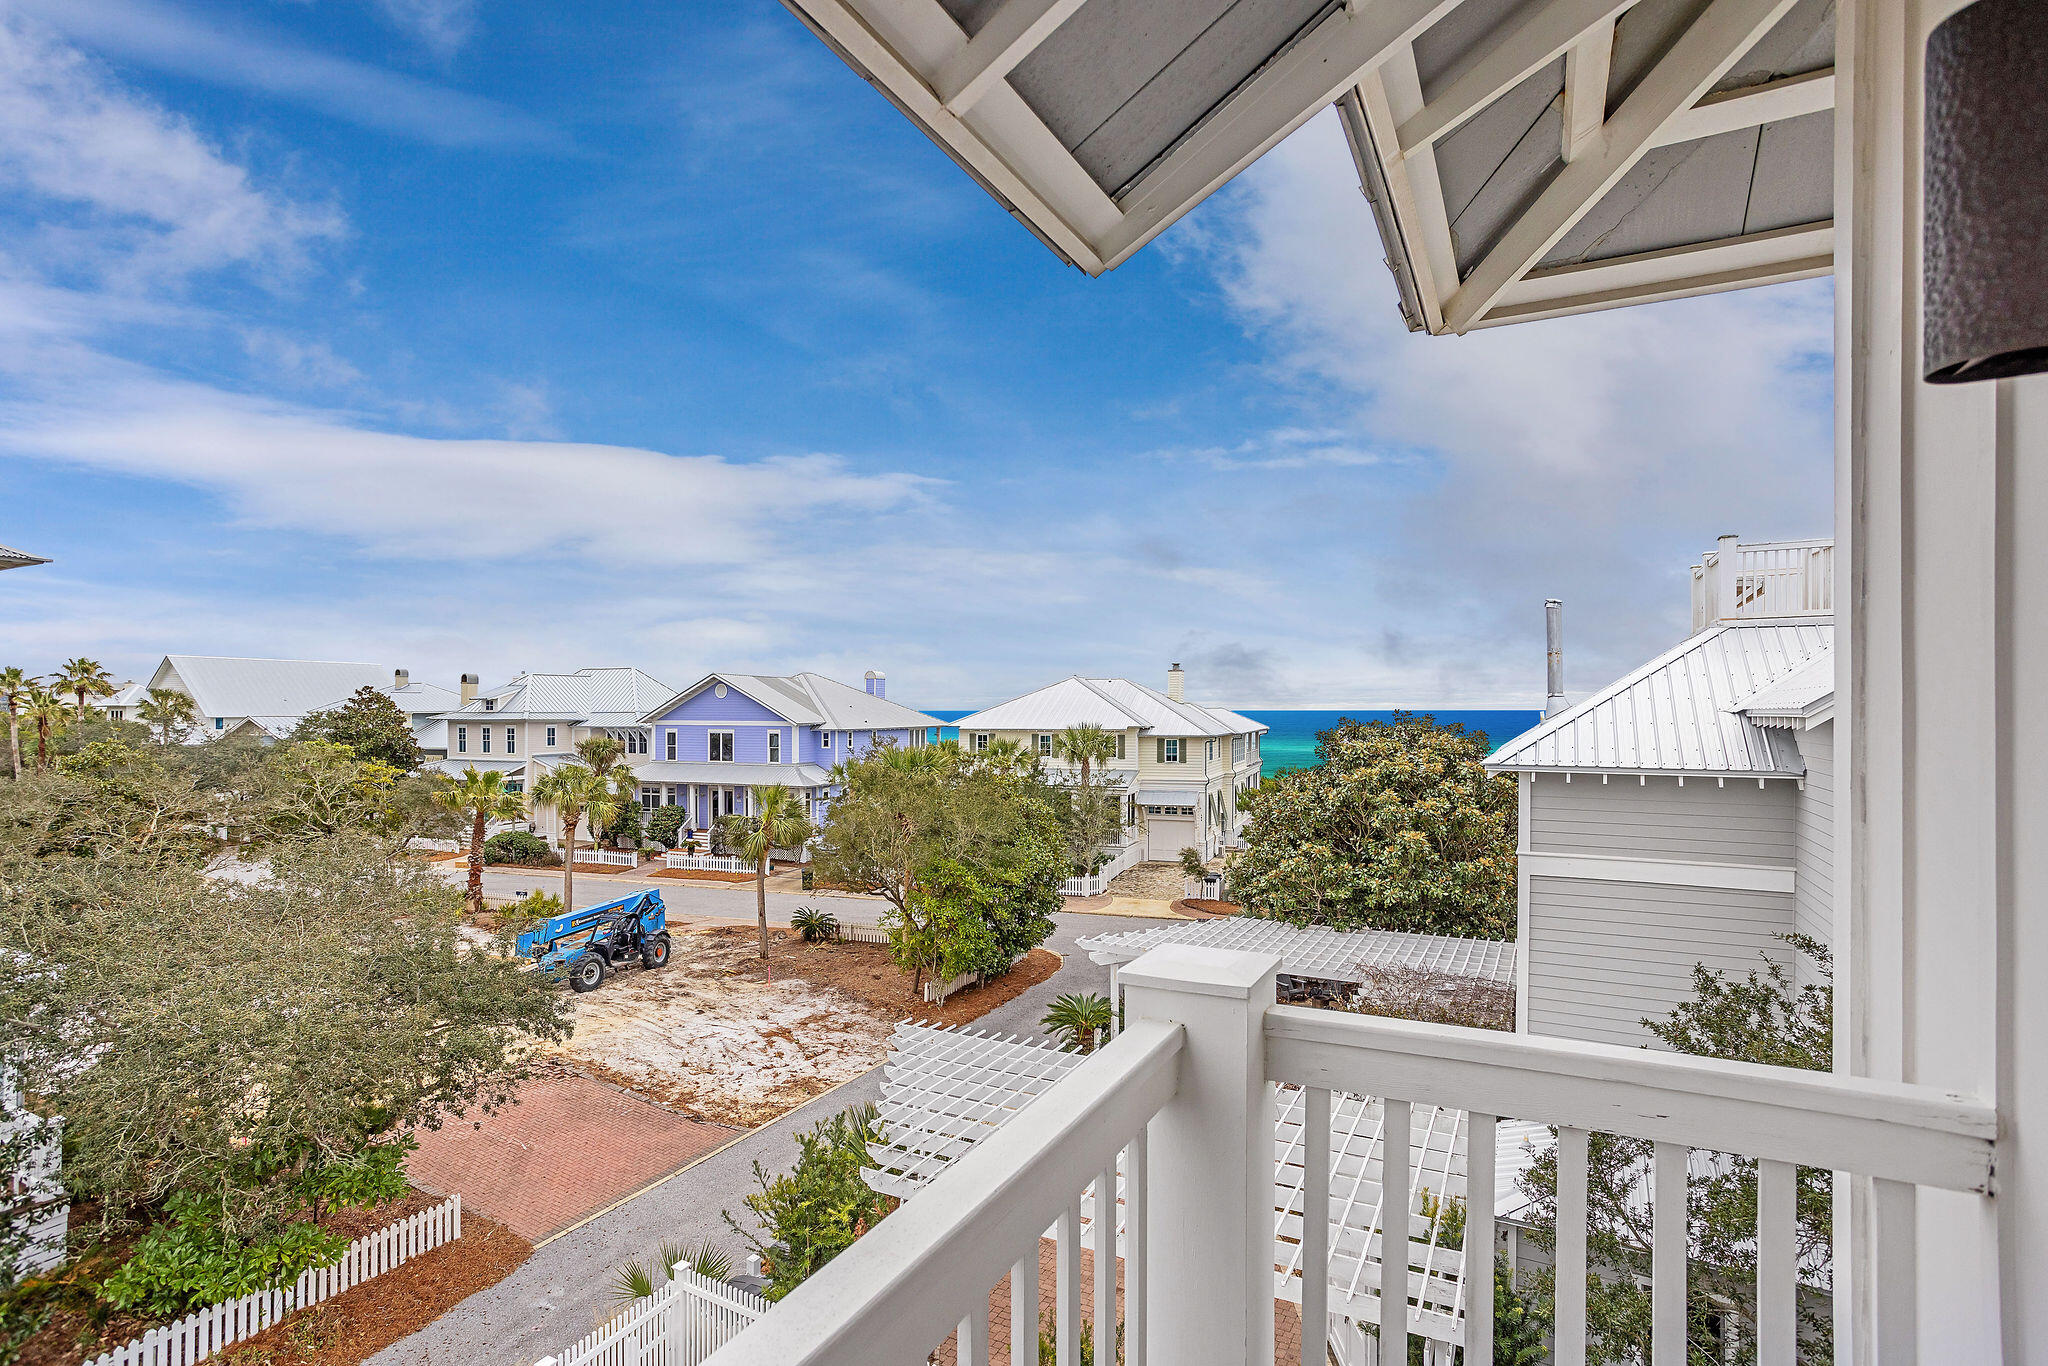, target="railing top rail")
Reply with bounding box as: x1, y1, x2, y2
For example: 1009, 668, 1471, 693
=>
1263, 1005, 1994, 1193
704, 1020, 1184, 1366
